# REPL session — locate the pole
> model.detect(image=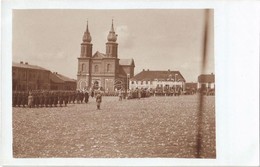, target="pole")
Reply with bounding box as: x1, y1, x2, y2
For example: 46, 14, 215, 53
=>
196, 9, 209, 158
